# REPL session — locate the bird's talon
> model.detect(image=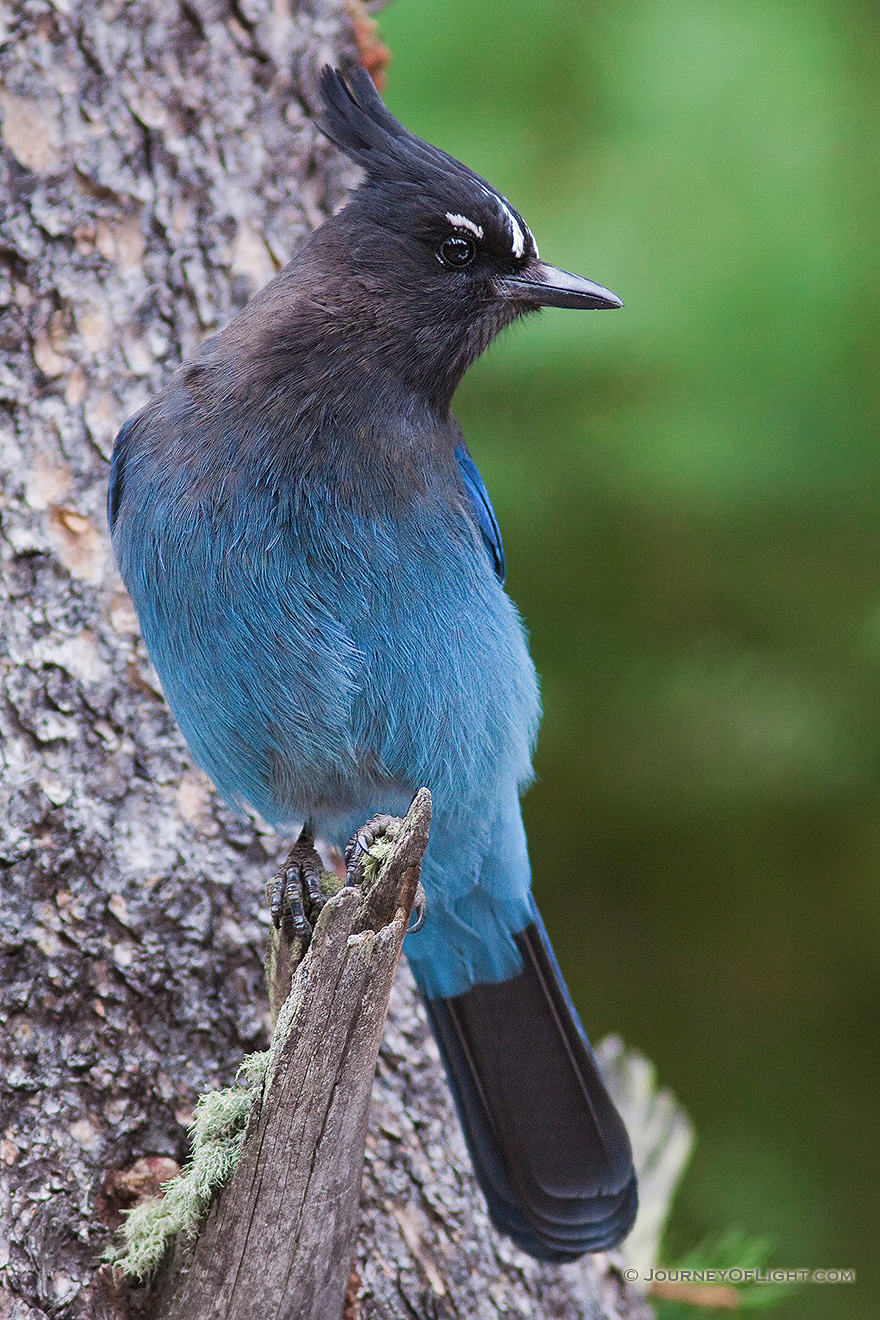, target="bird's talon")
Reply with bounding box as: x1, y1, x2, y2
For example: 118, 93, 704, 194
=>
343, 813, 401, 886
304, 868, 327, 913
269, 868, 286, 929
407, 884, 426, 934
343, 828, 373, 867
271, 826, 326, 939
283, 868, 313, 941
